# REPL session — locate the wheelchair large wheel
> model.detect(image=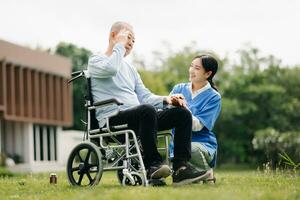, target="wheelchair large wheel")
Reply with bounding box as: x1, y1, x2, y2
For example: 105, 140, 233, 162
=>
66, 142, 103, 186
